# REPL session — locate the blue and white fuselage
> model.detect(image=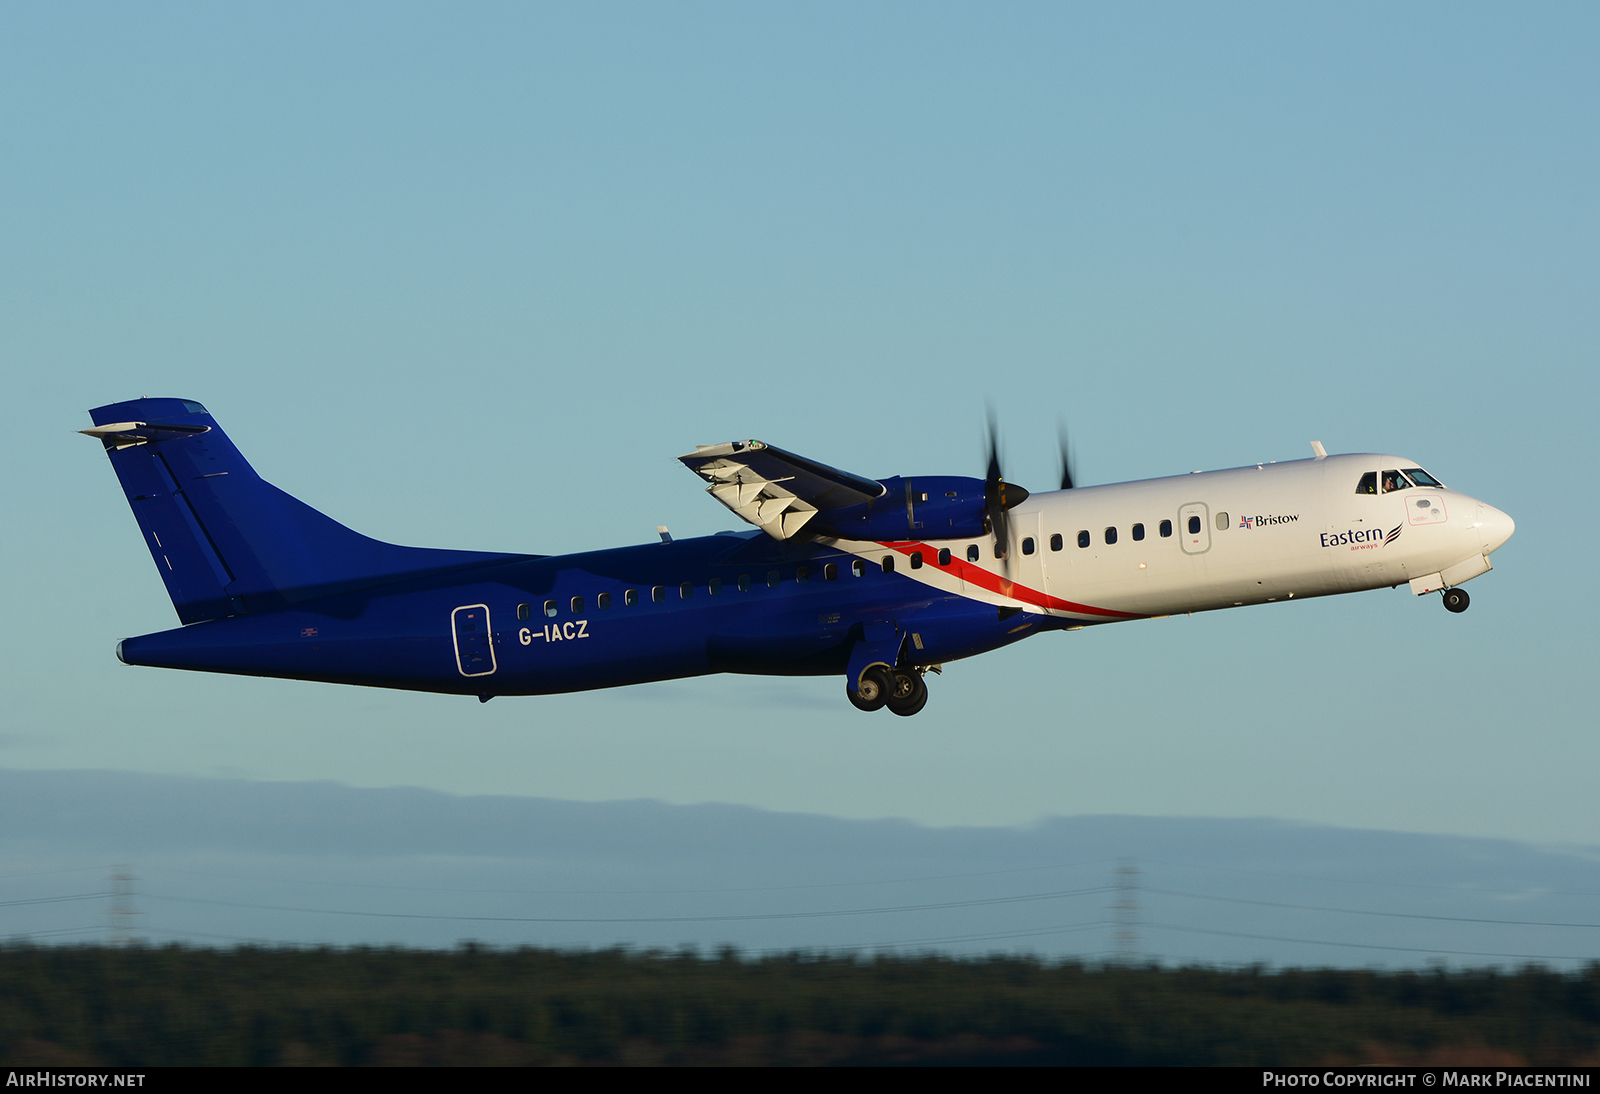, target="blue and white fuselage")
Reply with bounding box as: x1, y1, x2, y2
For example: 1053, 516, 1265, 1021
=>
86, 399, 1514, 715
